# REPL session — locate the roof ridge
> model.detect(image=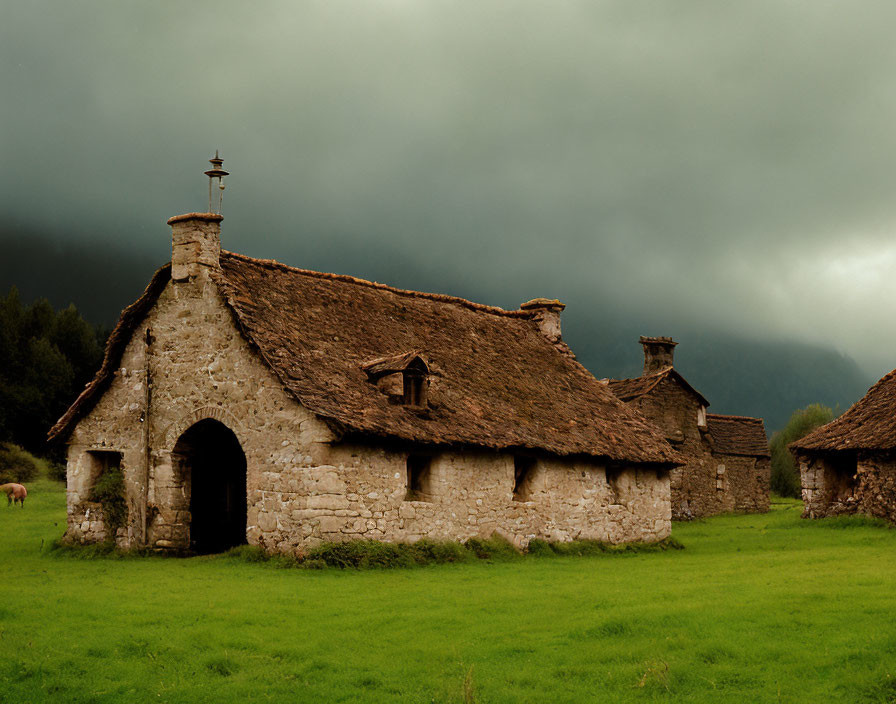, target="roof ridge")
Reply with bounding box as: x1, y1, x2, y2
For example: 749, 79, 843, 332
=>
609, 367, 671, 384
707, 413, 763, 423
859, 367, 896, 397
220, 250, 533, 320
